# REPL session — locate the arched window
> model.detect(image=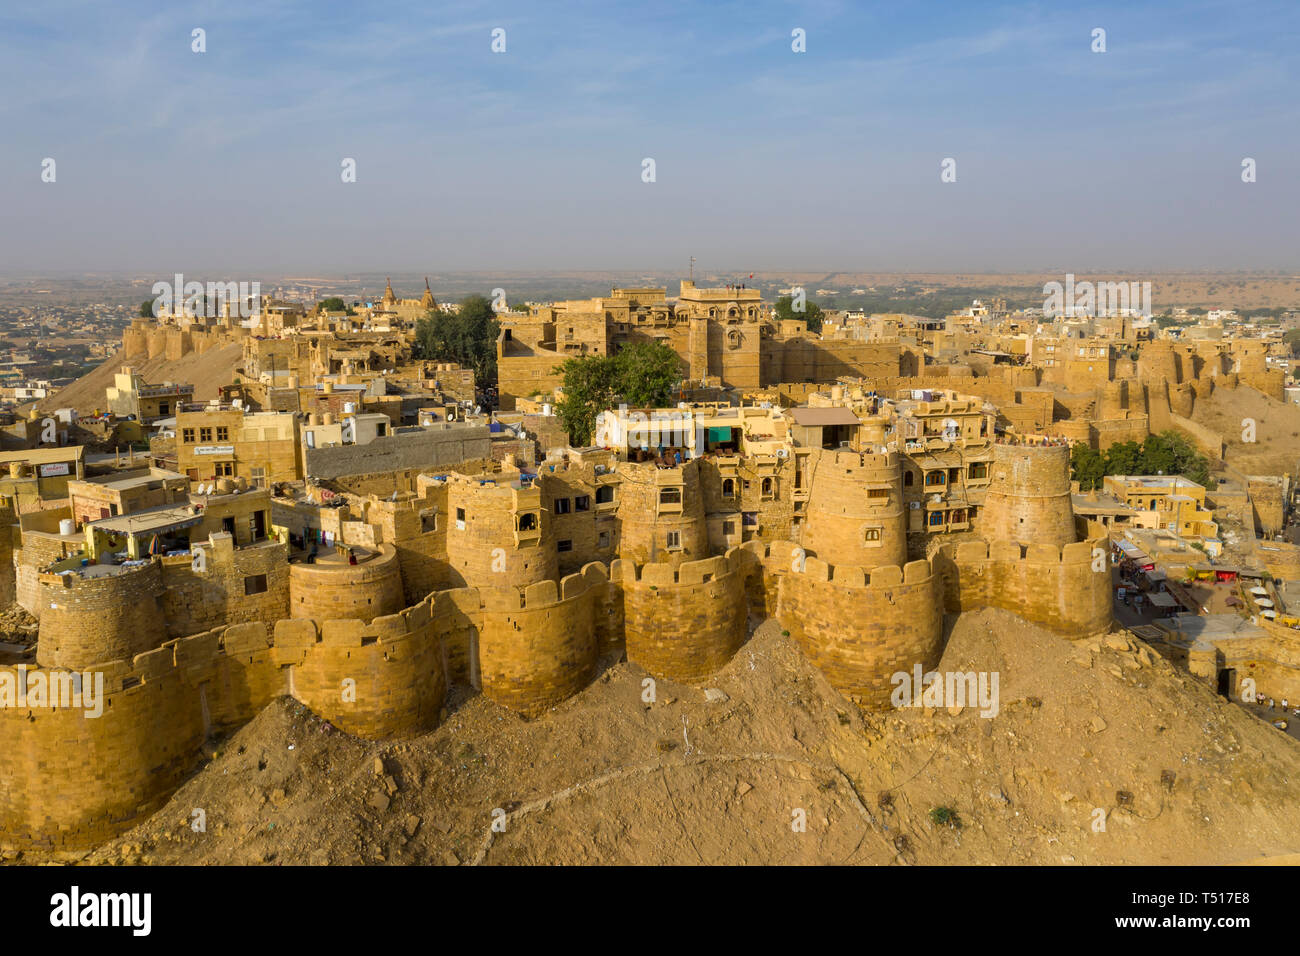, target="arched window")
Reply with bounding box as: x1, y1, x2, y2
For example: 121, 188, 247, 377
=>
518, 513, 537, 532
722, 478, 735, 497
